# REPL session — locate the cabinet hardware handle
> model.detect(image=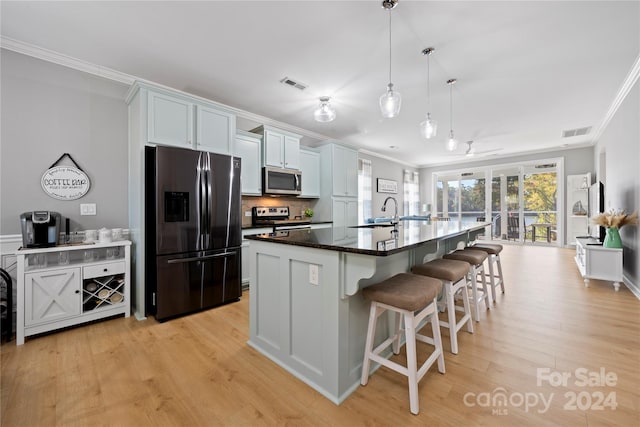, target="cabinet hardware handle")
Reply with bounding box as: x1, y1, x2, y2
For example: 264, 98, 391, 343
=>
75, 290, 80, 294
103, 268, 108, 272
